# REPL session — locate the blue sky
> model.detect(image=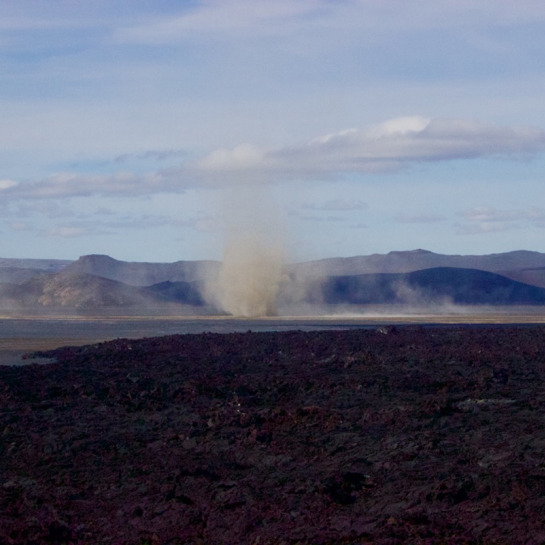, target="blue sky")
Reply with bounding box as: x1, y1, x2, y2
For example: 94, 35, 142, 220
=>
1, 0, 545, 262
